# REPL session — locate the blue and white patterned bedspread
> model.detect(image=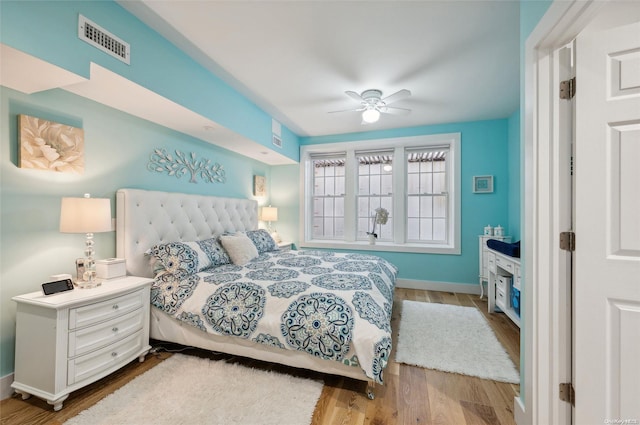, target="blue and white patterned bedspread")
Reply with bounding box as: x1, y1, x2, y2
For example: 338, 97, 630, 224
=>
150, 249, 397, 383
